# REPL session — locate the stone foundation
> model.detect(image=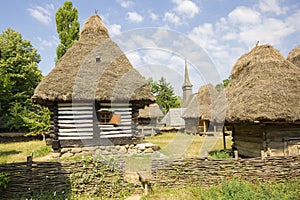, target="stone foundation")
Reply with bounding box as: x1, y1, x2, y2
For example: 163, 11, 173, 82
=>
59, 142, 160, 158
